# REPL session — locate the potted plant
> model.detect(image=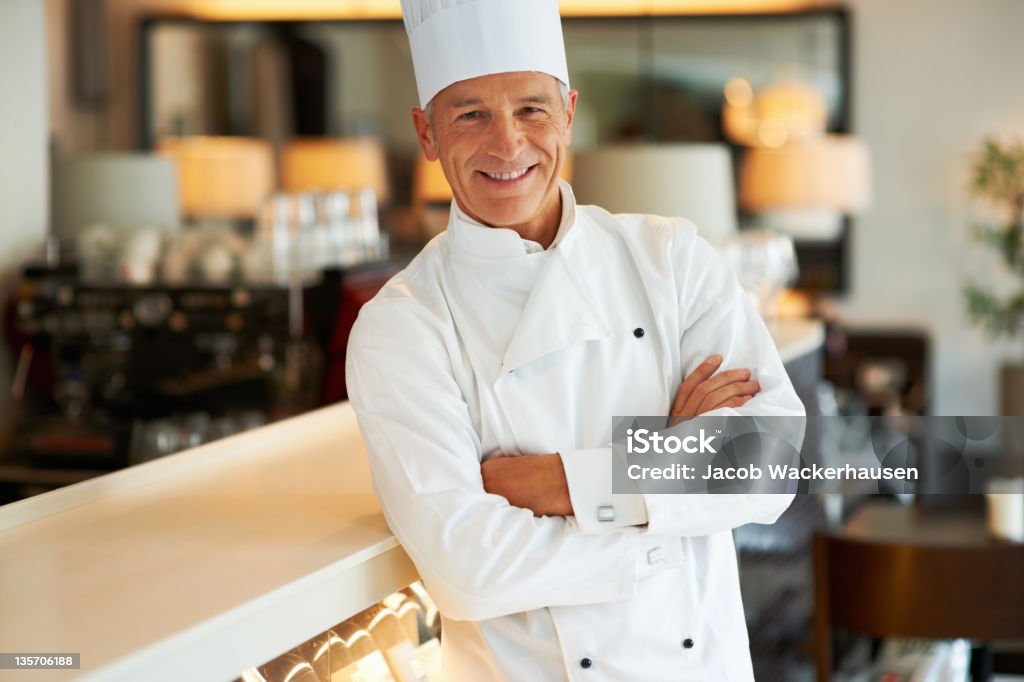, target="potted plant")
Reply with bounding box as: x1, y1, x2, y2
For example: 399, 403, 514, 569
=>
964, 138, 1024, 414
